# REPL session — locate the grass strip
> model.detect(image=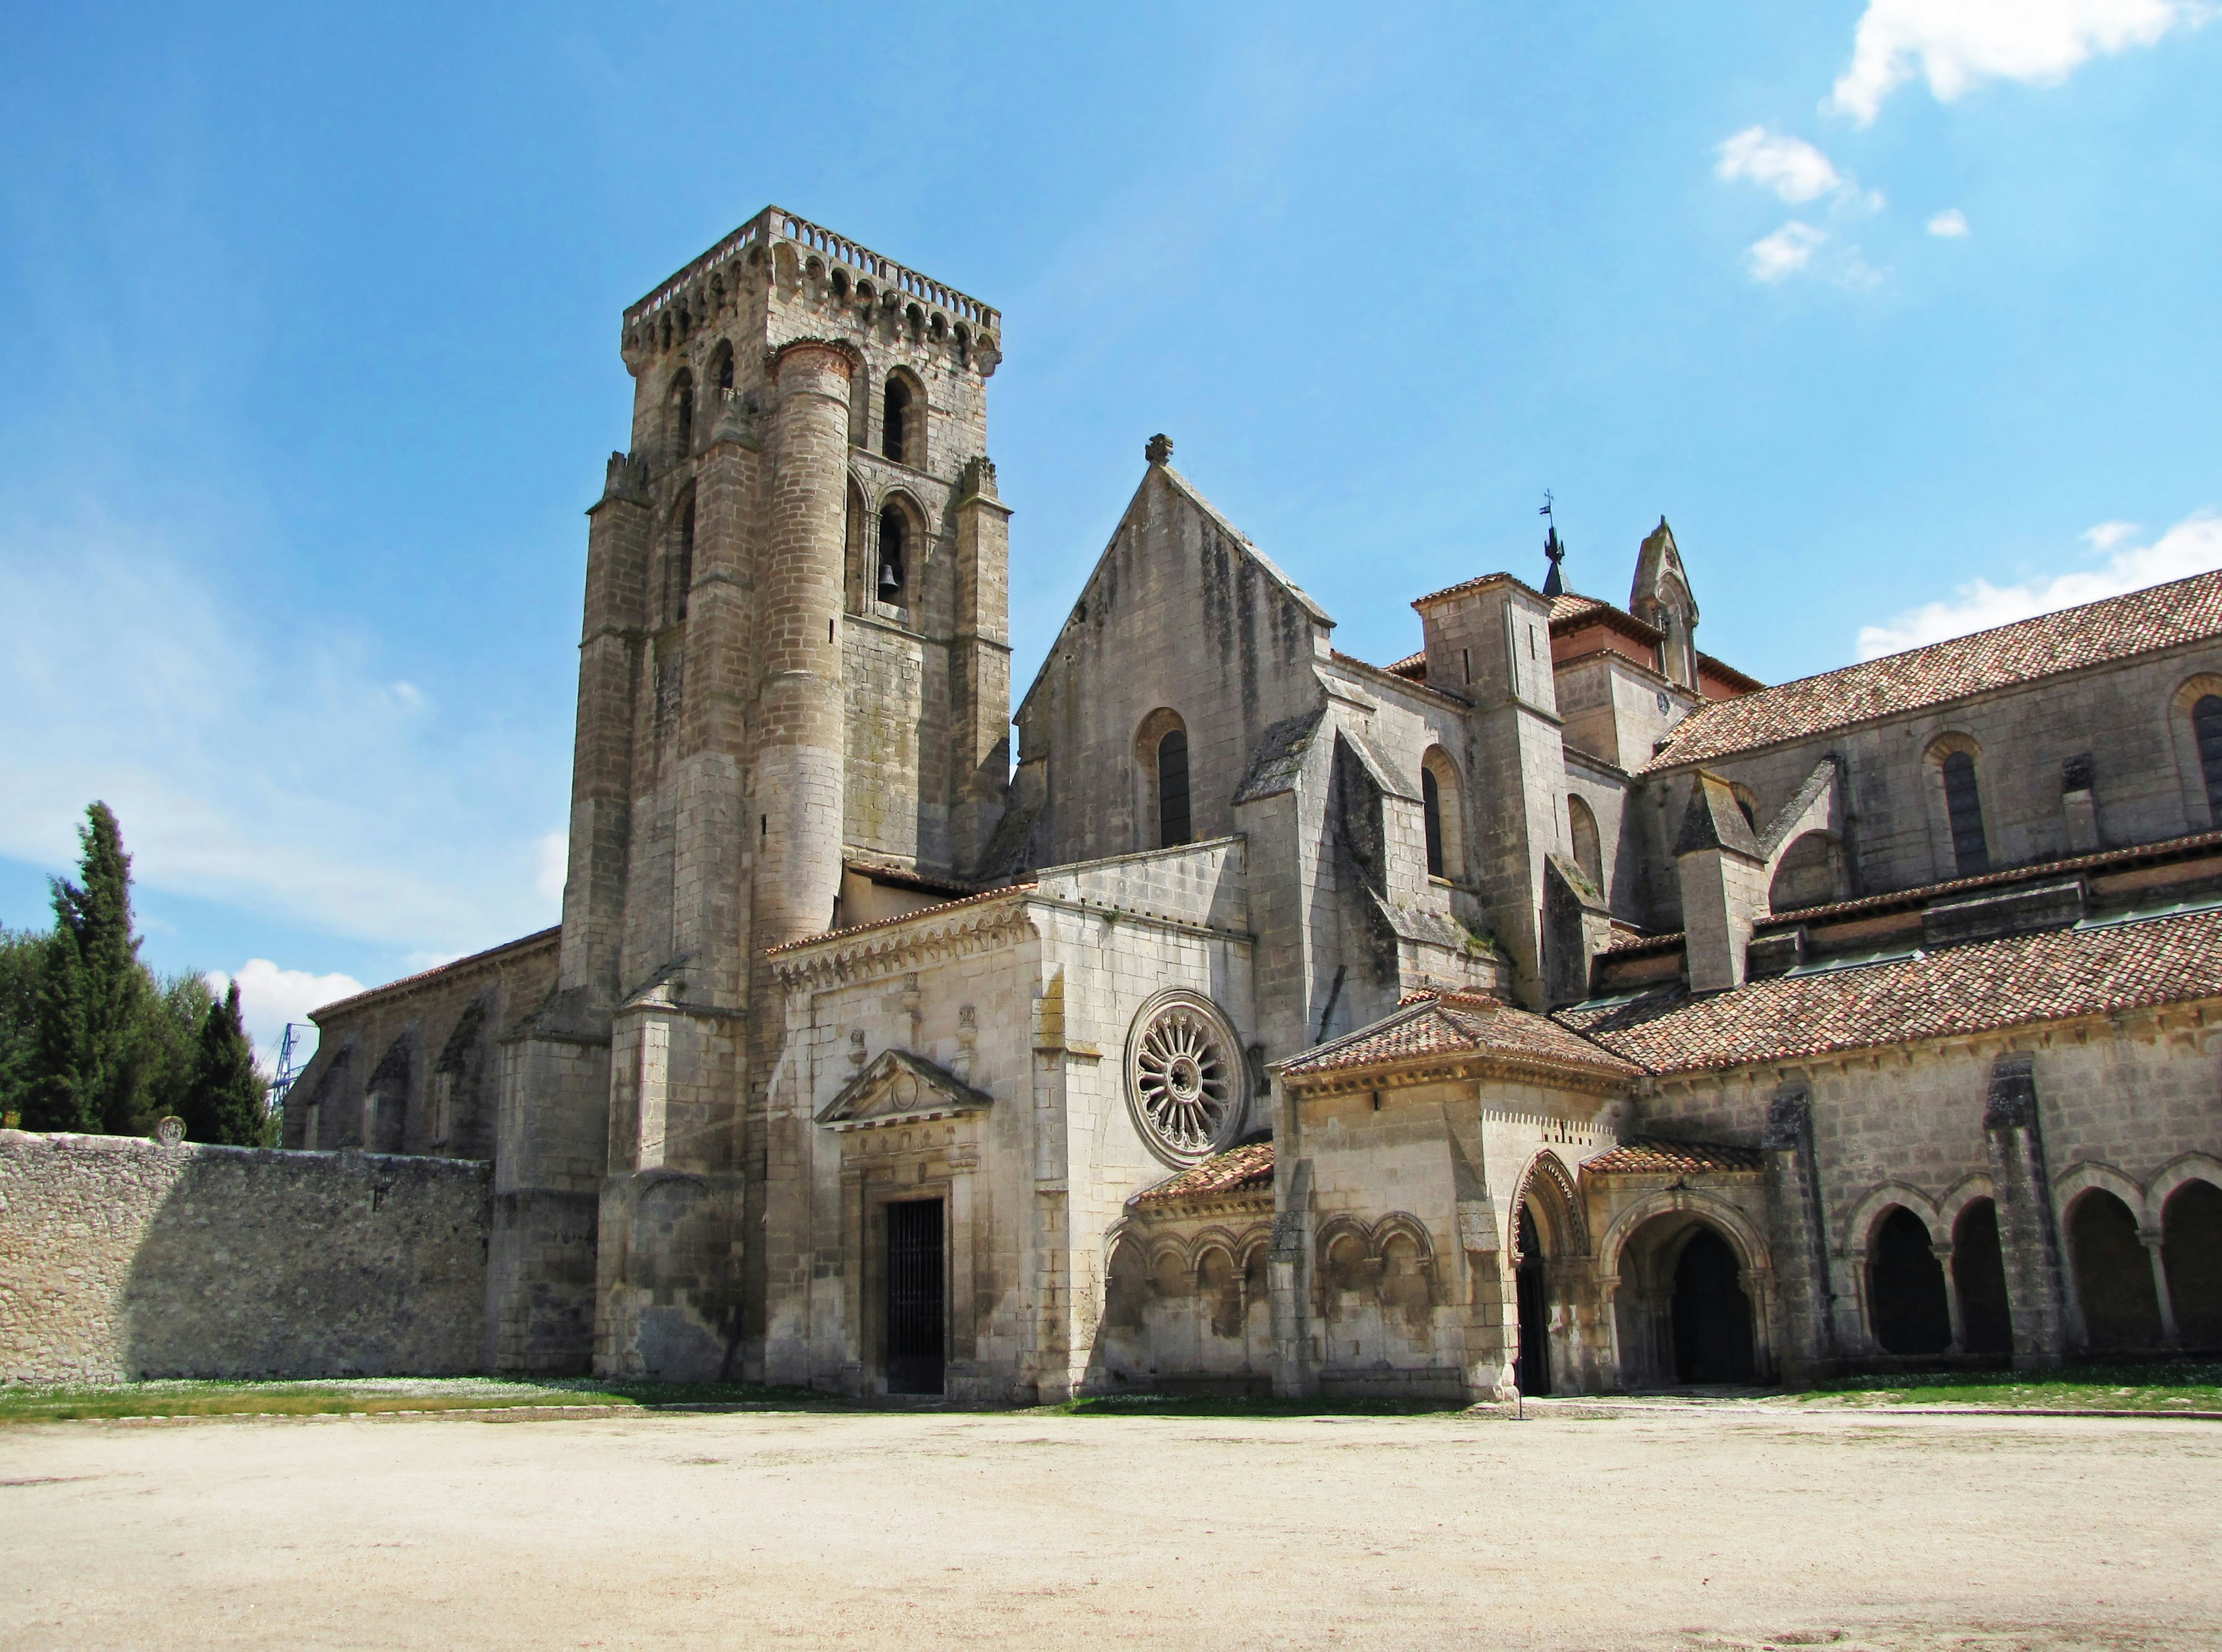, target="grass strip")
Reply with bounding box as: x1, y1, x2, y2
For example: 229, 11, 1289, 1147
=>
0, 1377, 849, 1424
